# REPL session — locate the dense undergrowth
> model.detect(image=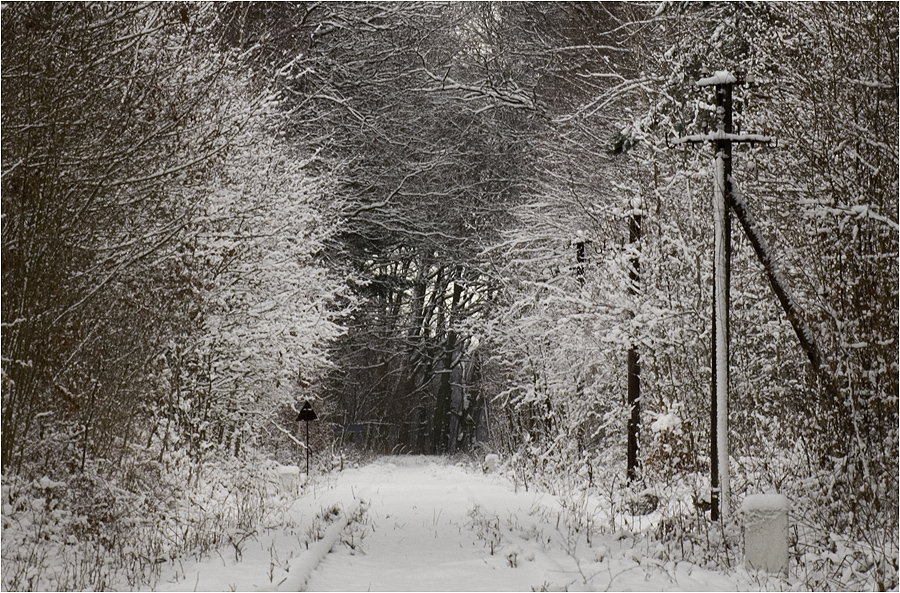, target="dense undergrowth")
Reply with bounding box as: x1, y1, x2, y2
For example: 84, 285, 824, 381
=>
2, 441, 896, 591
496, 437, 899, 592
0, 445, 374, 592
